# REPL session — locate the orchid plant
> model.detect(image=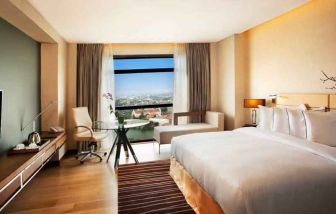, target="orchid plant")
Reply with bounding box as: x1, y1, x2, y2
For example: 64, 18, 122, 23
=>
103, 92, 125, 124
102, 92, 114, 115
